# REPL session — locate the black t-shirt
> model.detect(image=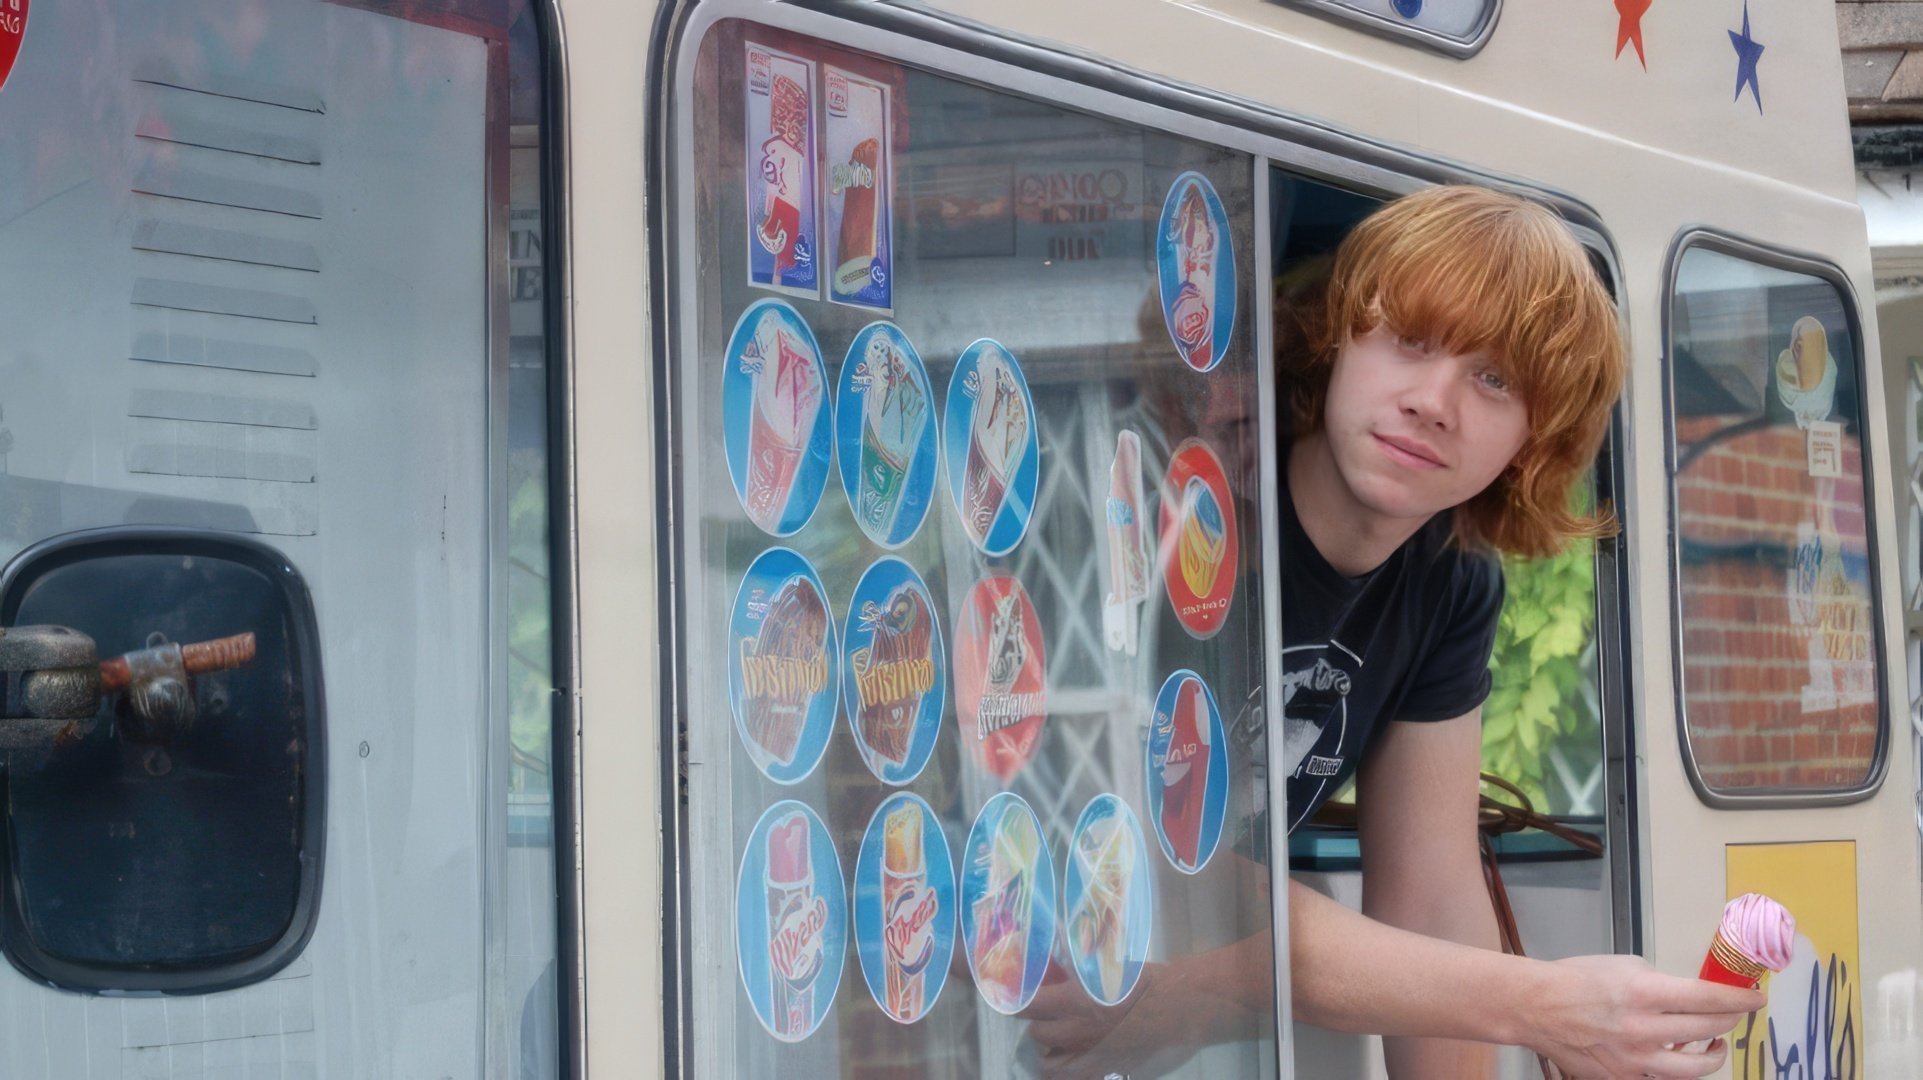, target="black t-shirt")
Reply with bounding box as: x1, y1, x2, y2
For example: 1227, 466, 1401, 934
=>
1277, 458, 1505, 833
